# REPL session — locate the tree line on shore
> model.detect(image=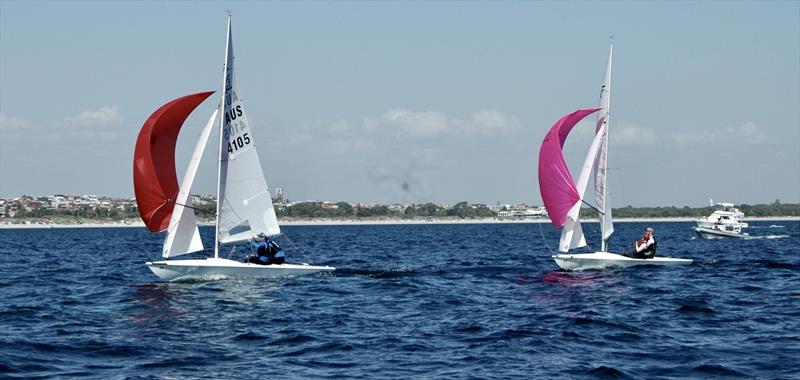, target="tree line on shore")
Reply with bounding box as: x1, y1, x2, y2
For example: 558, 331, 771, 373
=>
6, 200, 798, 222
277, 201, 498, 219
